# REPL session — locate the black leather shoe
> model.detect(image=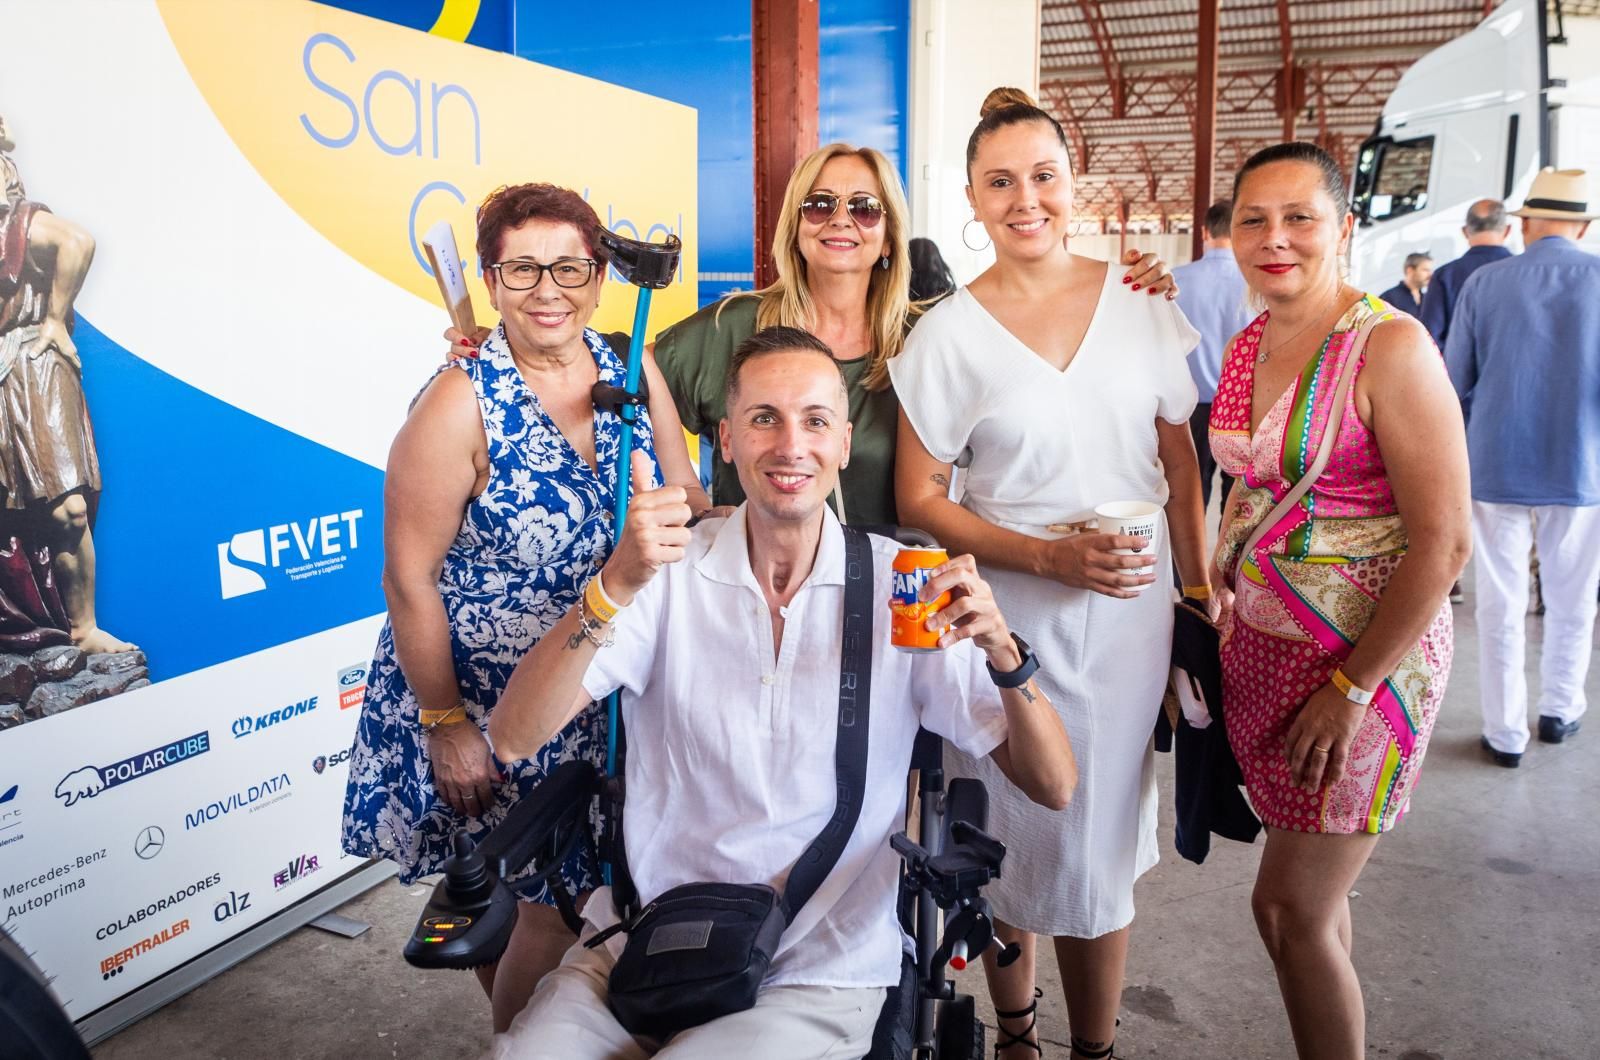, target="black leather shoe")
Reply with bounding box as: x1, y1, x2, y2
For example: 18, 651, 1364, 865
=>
1480, 736, 1522, 768
1538, 716, 1582, 744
